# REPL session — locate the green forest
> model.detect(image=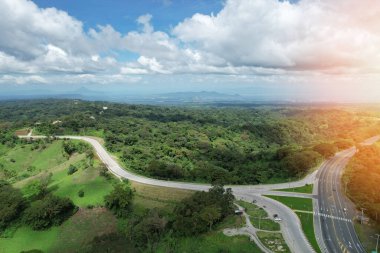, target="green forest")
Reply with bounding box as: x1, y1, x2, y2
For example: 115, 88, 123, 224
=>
1, 99, 379, 185
1, 99, 380, 252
